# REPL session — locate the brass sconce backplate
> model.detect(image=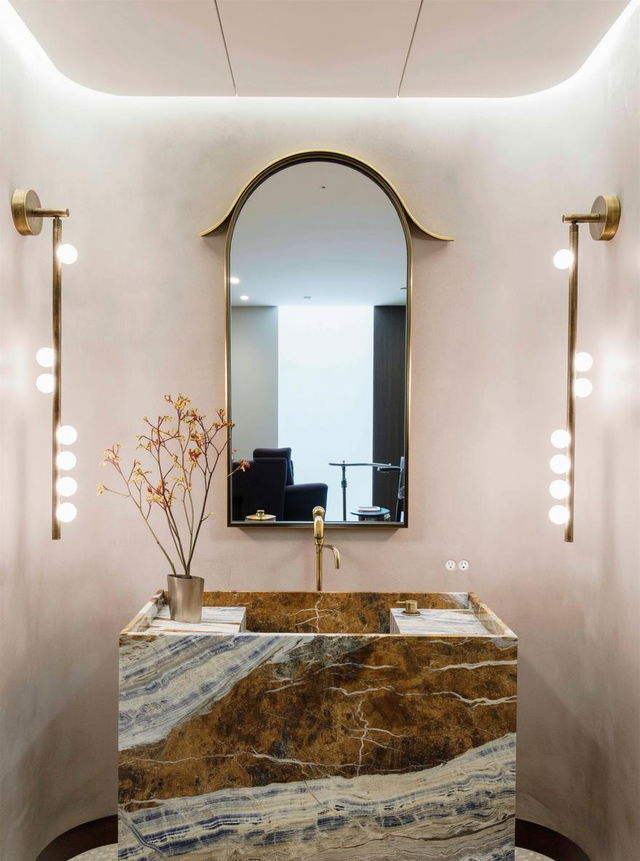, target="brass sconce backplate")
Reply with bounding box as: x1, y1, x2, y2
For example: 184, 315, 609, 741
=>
589, 194, 621, 241
11, 189, 44, 236
11, 188, 69, 236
